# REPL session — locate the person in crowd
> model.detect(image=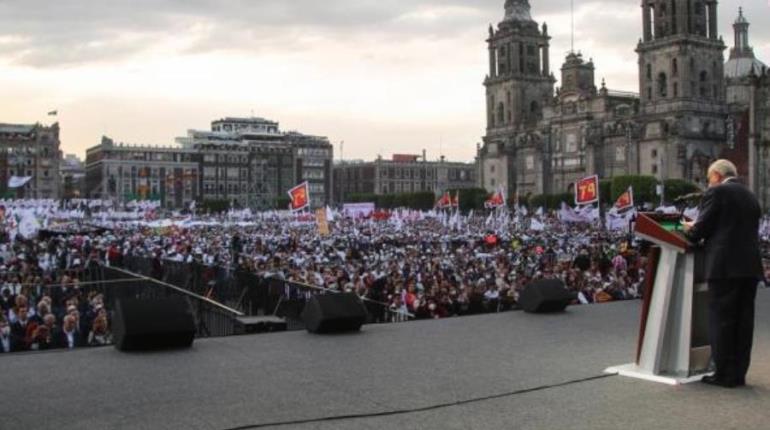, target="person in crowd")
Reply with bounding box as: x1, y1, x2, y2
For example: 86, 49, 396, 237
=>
88, 315, 112, 346
0, 317, 14, 353
56, 315, 84, 349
